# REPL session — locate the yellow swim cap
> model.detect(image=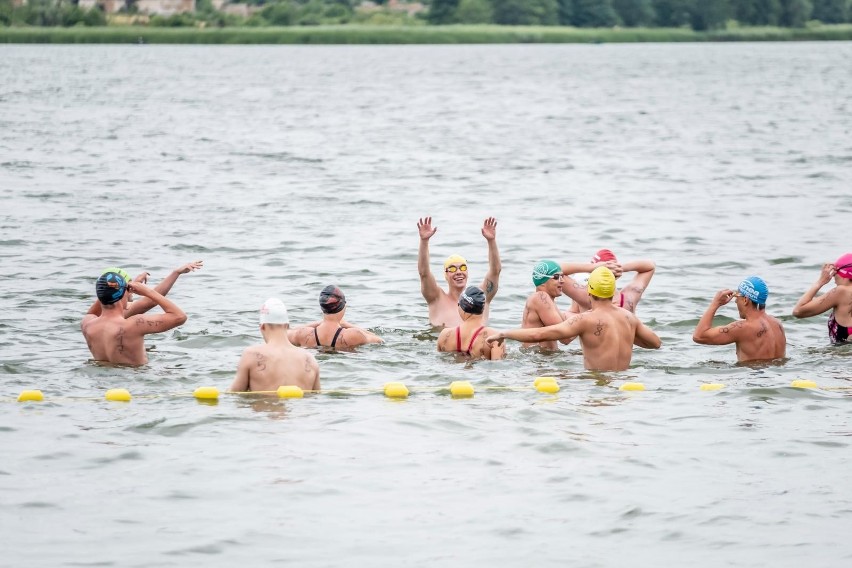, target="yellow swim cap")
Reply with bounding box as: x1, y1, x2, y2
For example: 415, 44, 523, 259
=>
444, 254, 467, 269
588, 266, 616, 298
